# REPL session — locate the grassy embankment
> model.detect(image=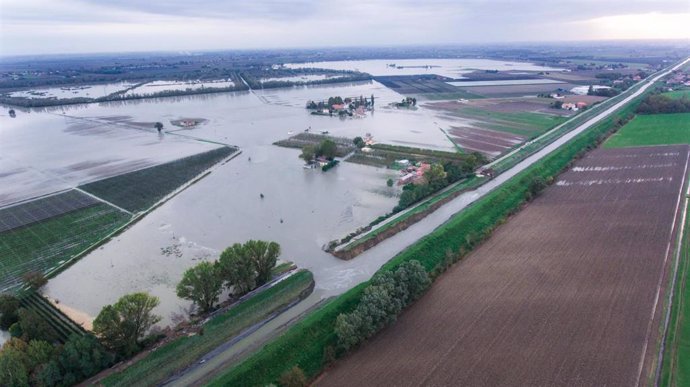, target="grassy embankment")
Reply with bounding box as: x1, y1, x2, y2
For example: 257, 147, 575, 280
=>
101, 270, 314, 387
208, 87, 643, 387
604, 113, 690, 148
660, 202, 690, 387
